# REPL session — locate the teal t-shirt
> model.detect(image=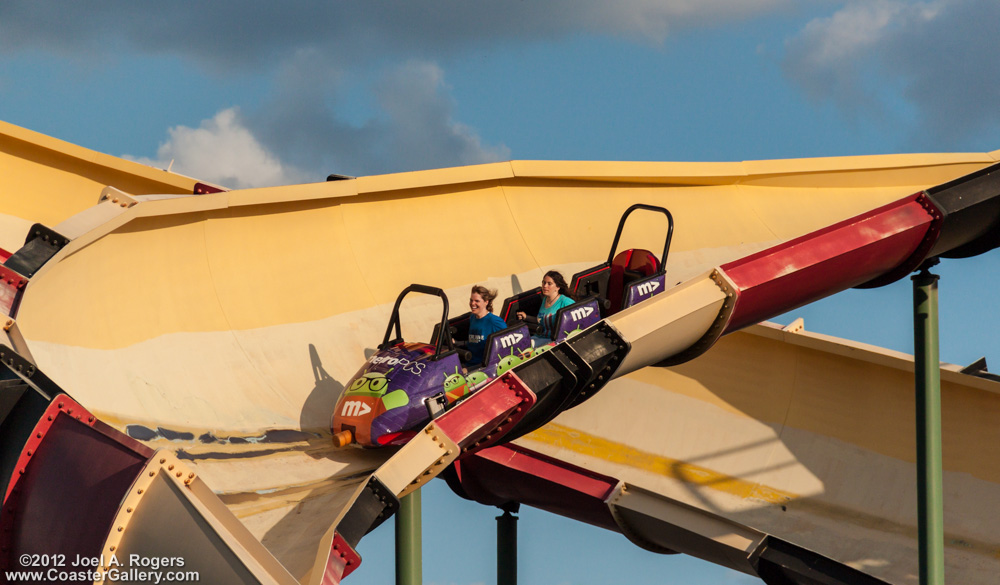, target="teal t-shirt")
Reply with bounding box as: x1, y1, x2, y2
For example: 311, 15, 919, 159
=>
536, 295, 575, 339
